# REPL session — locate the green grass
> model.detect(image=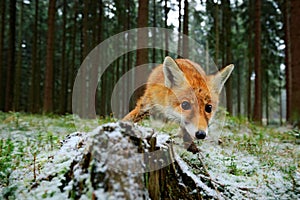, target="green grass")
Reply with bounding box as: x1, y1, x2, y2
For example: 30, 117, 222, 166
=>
0, 112, 299, 199
0, 111, 116, 197
179, 115, 299, 198
221, 116, 299, 176
0, 138, 15, 186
